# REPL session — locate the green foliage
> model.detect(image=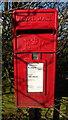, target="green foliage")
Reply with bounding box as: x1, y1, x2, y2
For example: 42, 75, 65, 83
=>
2, 11, 14, 94
2, 94, 29, 120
